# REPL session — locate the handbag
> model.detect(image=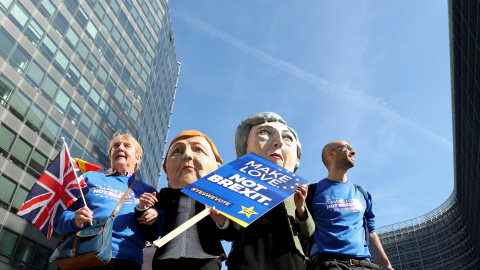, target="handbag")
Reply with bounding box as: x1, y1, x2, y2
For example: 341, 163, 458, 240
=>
50, 178, 137, 270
